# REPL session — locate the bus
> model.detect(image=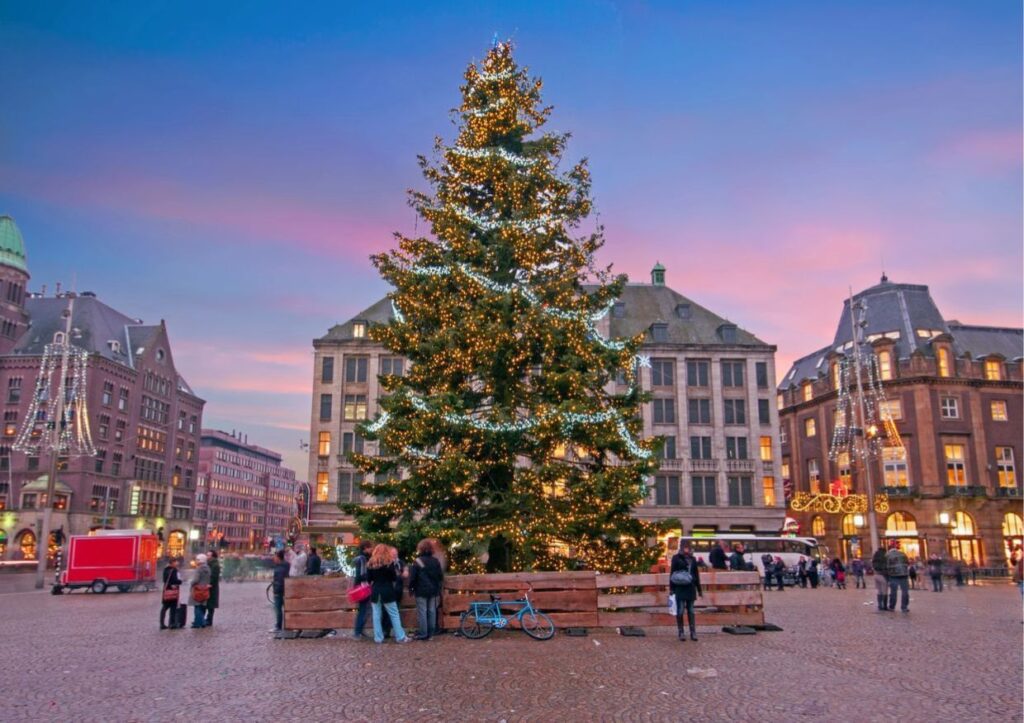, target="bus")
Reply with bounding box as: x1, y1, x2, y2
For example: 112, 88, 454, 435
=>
671, 534, 824, 575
